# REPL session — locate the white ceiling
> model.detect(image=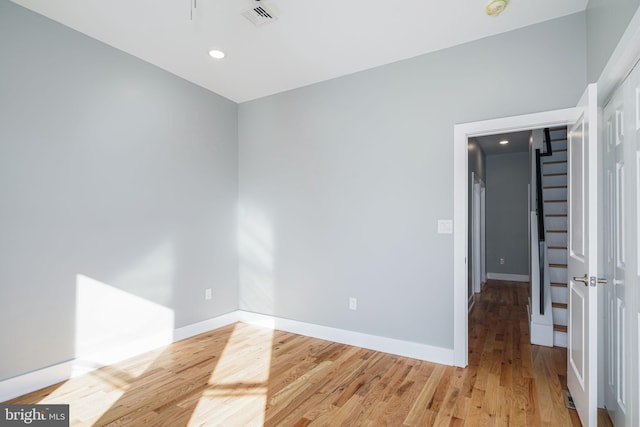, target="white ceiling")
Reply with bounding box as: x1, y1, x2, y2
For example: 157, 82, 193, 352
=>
473, 130, 531, 156
11, 0, 588, 103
